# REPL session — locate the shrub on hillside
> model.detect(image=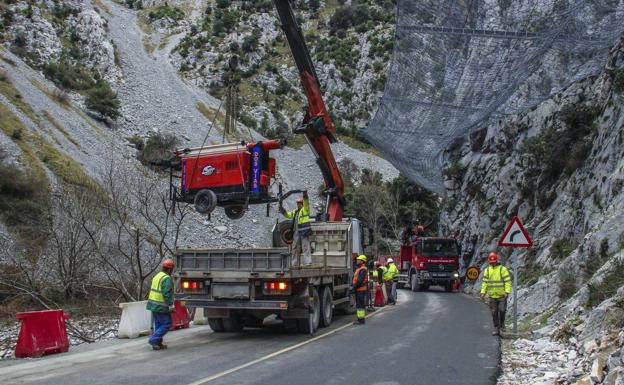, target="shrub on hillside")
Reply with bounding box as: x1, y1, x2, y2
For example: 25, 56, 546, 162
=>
0, 162, 49, 242
138, 133, 178, 166
43, 60, 95, 91
586, 259, 624, 308
148, 5, 185, 22
85, 79, 121, 121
